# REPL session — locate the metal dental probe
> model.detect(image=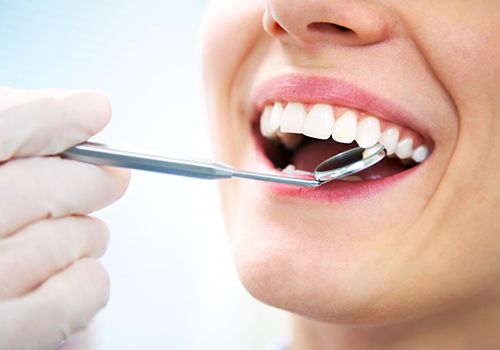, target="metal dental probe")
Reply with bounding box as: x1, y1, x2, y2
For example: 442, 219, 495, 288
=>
62, 142, 386, 187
